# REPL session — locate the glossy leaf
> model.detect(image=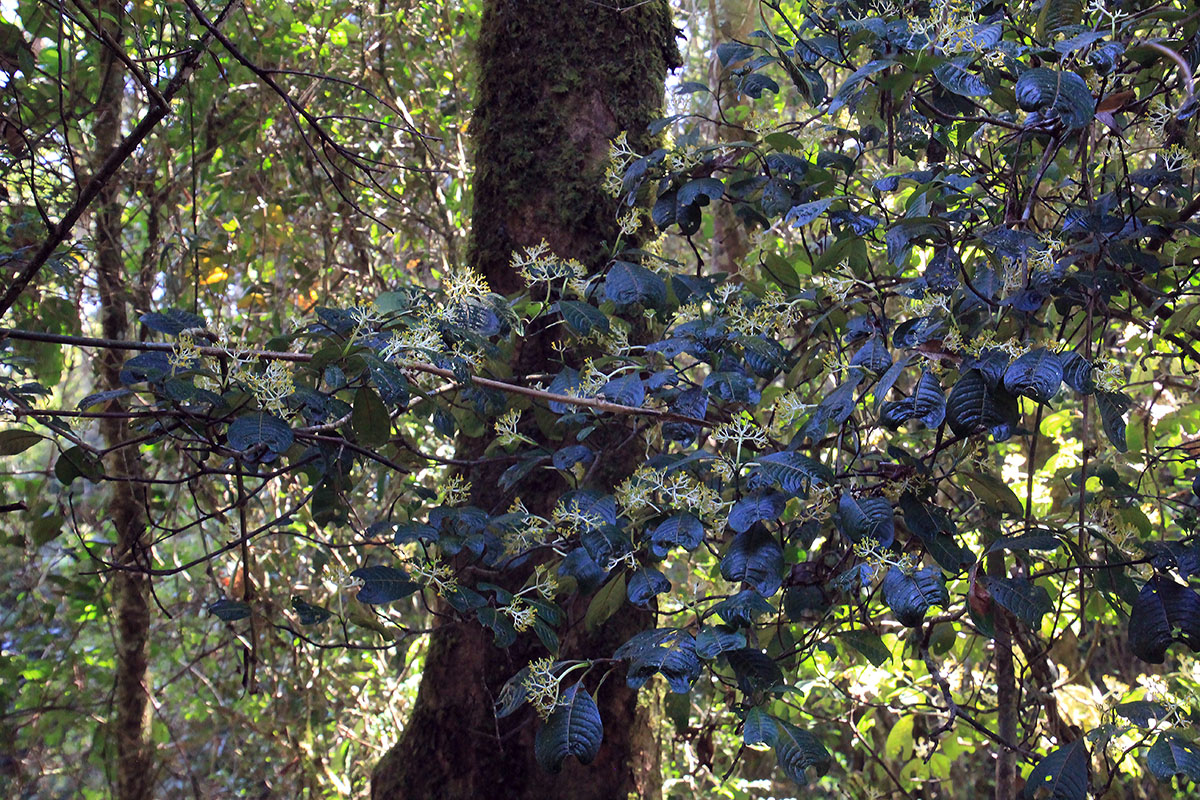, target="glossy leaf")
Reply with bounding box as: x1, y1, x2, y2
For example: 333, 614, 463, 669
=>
614, 628, 701, 694
720, 527, 785, 597
882, 566, 948, 627
534, 684, 603, 773
773, 720, 832, 786
351, 565, 420, 605
1023, 739, 1088, 800
836, 493, 895, 547
1128, 576, 1200, 664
